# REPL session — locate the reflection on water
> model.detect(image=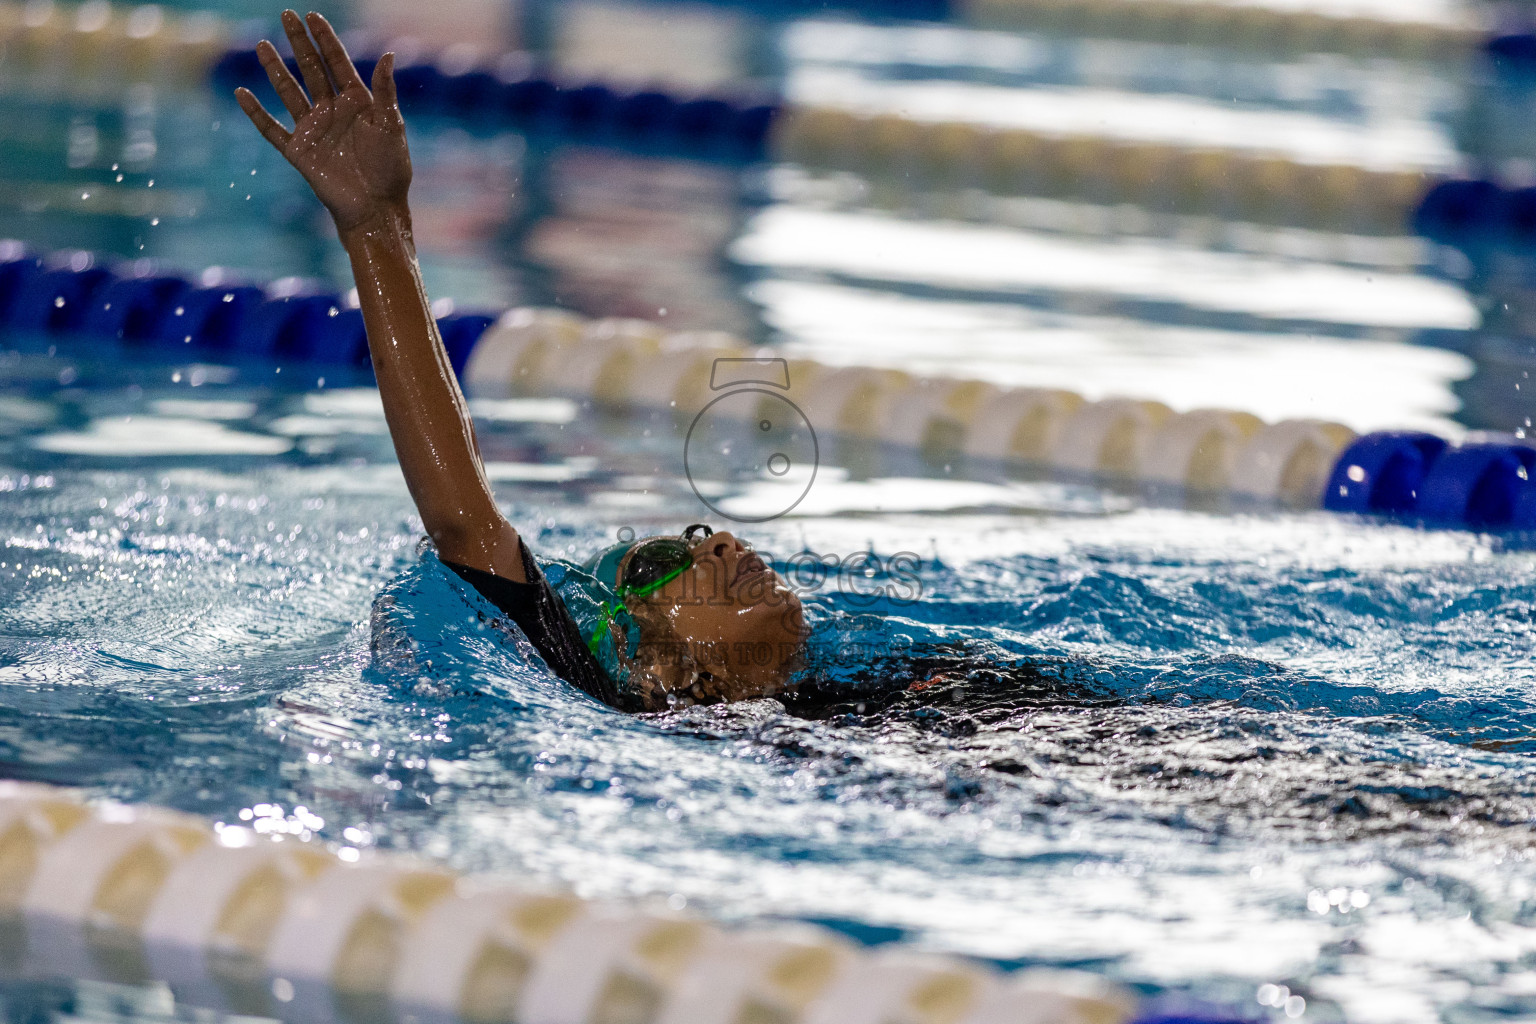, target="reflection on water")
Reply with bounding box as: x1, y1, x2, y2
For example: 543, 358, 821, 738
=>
518, 147, 760, 334
748, 277, 1474, 435
734, 206, 1478, 330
